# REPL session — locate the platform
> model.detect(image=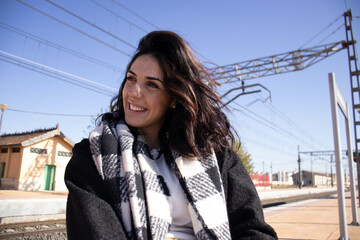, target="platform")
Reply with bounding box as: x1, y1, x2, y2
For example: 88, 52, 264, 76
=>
264, 193, 360, 240
0, 190, 67, 224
